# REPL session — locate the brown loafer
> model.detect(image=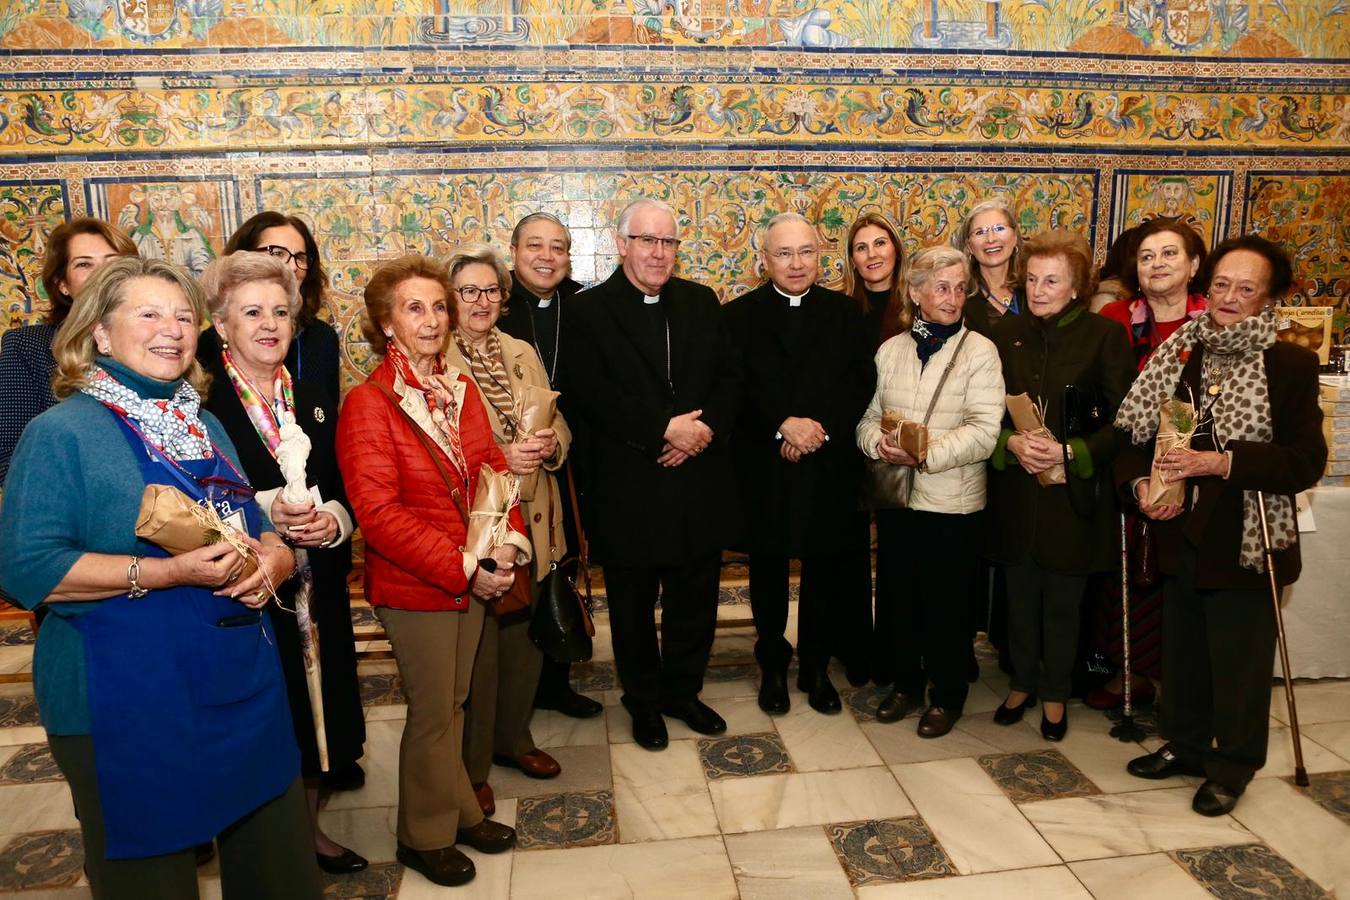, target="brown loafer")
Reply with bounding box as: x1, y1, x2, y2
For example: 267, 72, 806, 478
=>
916, 706, 960, 739
473, 781, 495, 816
493, 749, 561, 779
396, 842, 475, 886
456, 819, 516, 854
